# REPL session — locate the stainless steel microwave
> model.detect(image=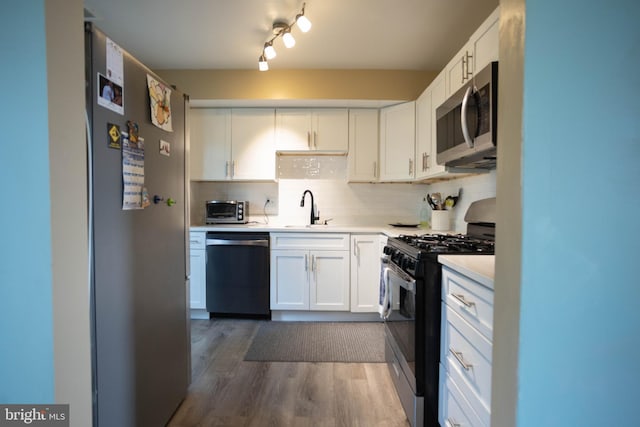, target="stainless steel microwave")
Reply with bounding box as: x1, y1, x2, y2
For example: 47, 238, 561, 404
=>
436, 61, 498, 168
205, 200, 248, 224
